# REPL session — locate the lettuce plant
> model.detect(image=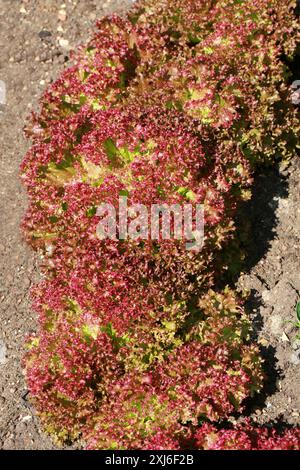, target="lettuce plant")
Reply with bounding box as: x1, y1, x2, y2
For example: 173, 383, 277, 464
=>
21, 0, 299, 449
